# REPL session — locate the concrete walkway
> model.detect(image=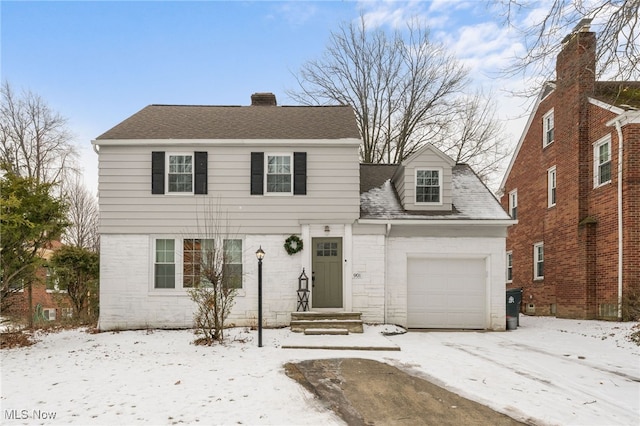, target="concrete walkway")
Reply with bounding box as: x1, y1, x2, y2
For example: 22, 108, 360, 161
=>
281, 330, 400, 351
